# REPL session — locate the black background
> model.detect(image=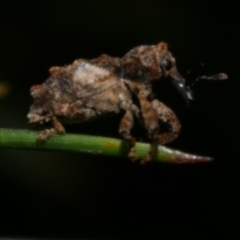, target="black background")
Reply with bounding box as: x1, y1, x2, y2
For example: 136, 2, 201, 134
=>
0, 1, 239, 238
